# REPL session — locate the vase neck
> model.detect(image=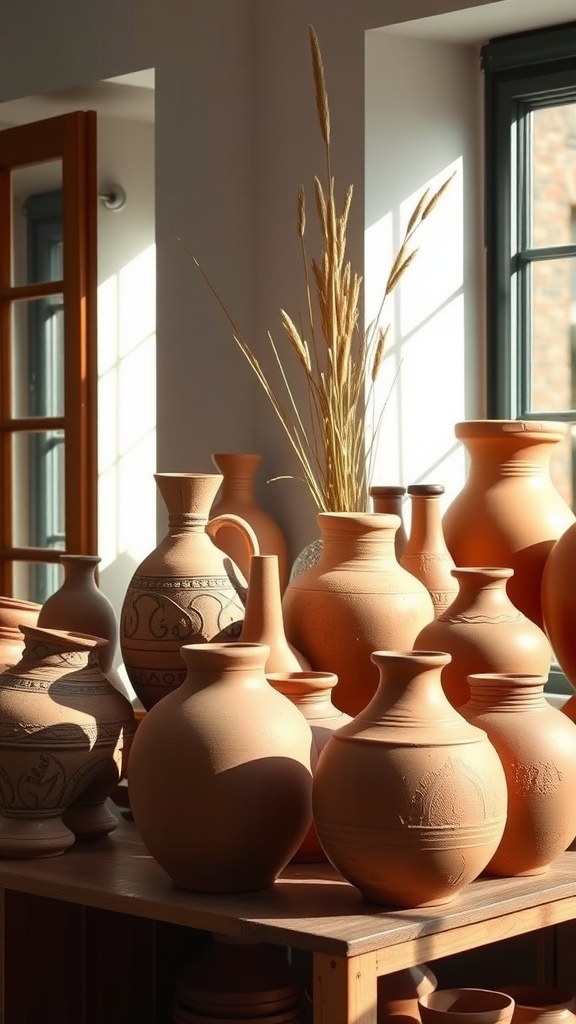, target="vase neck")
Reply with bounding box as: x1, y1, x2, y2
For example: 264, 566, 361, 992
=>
241, 556, 283, 637
405, 494, 448, 552
466, 674, 548, 712
318, 512, 399, 565
167, 512, 209, 533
